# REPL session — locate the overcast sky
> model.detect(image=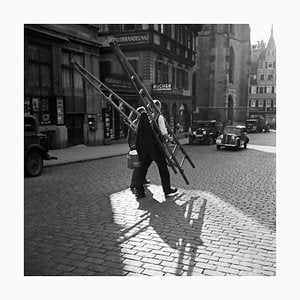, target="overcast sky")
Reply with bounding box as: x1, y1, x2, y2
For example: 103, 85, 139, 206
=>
250, 23, 273, 45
